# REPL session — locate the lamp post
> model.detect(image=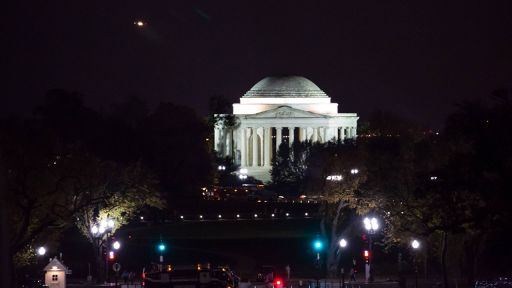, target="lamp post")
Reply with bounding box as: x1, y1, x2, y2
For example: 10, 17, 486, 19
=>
36, 246, 47, 278
156, 242, 166, 272
313, 238, 324, 288
338, 238, 348, 288
37, 246, 46, 256
411, 239, 420, 288
91, 217, 115, 284
363, 217, 379, 282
